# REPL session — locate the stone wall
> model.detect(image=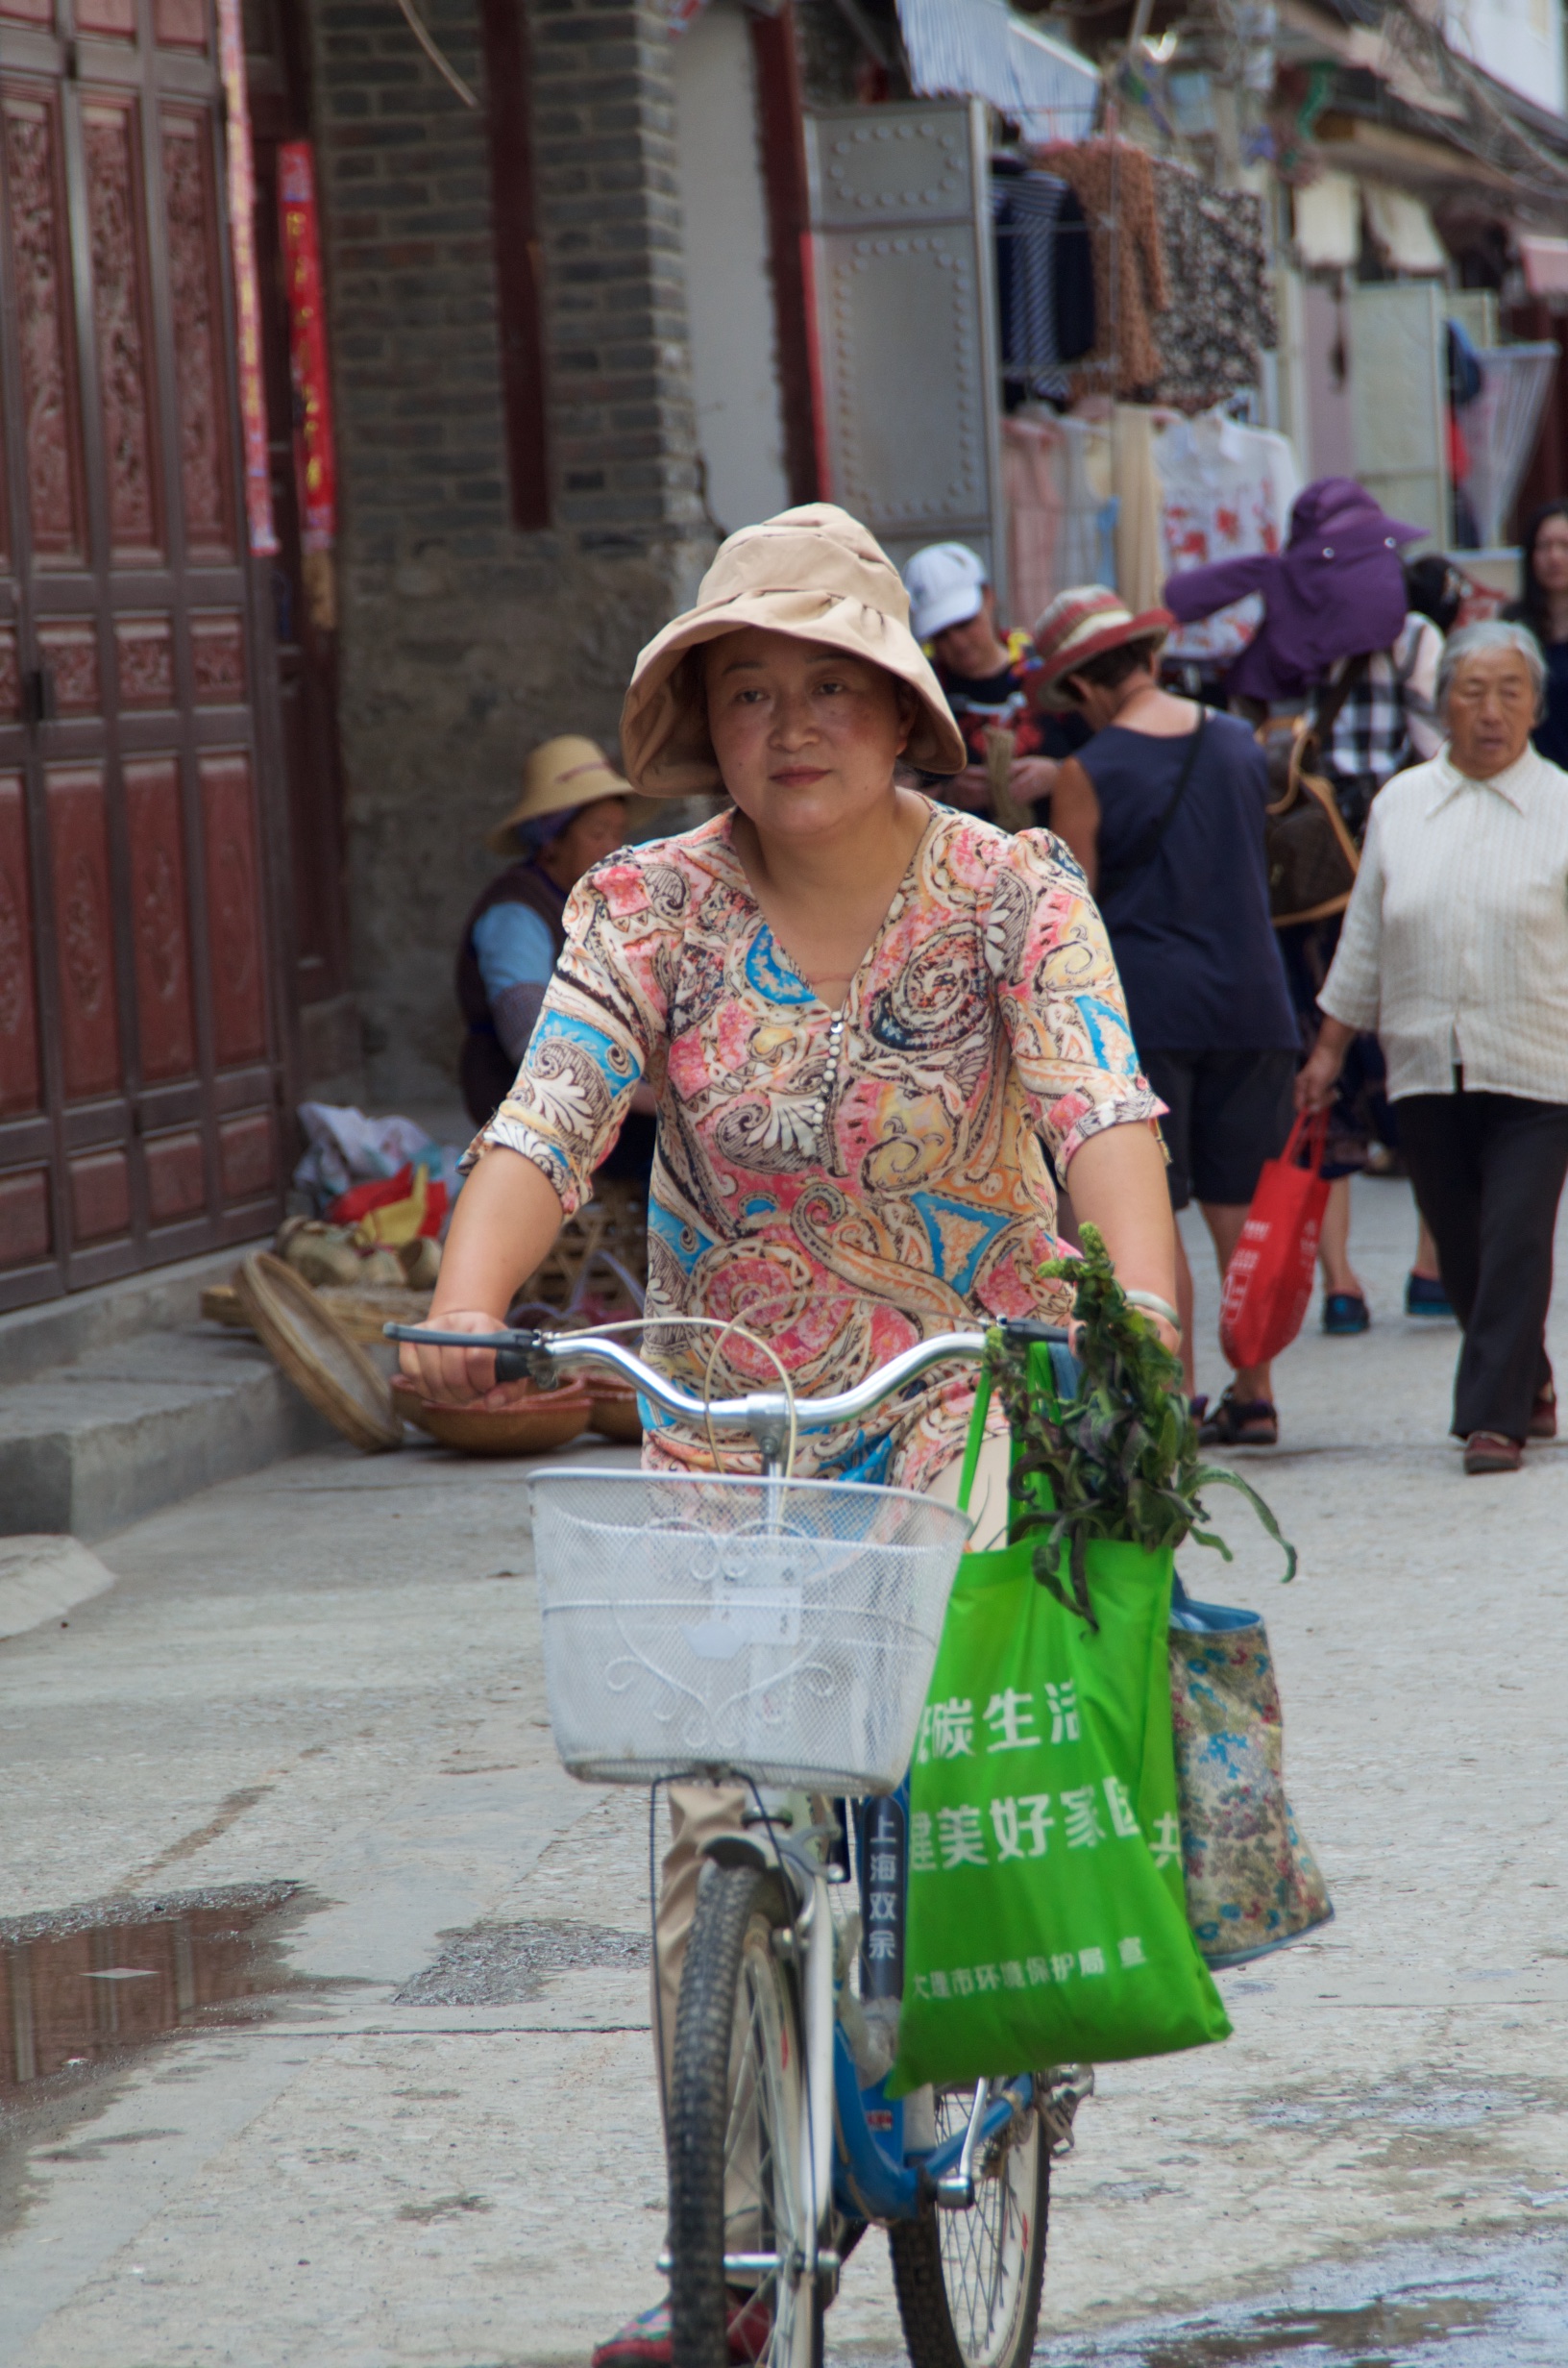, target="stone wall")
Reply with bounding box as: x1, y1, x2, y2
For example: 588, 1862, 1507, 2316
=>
306, 0, 712, 1108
